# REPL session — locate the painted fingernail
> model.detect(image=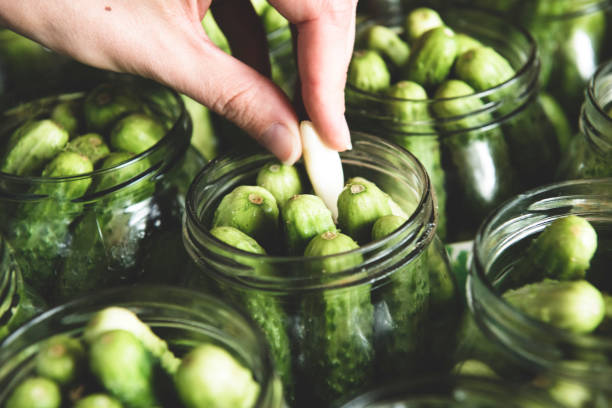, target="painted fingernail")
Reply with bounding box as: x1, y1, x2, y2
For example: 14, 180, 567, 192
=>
261, 123, 300, 166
